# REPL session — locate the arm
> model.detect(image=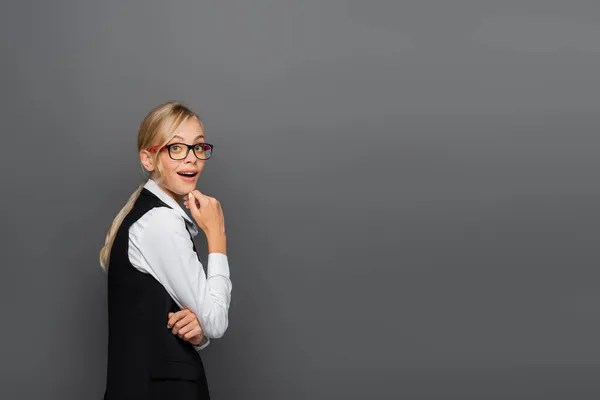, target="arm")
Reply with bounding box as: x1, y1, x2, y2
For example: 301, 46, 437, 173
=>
140, 208, 232, 339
